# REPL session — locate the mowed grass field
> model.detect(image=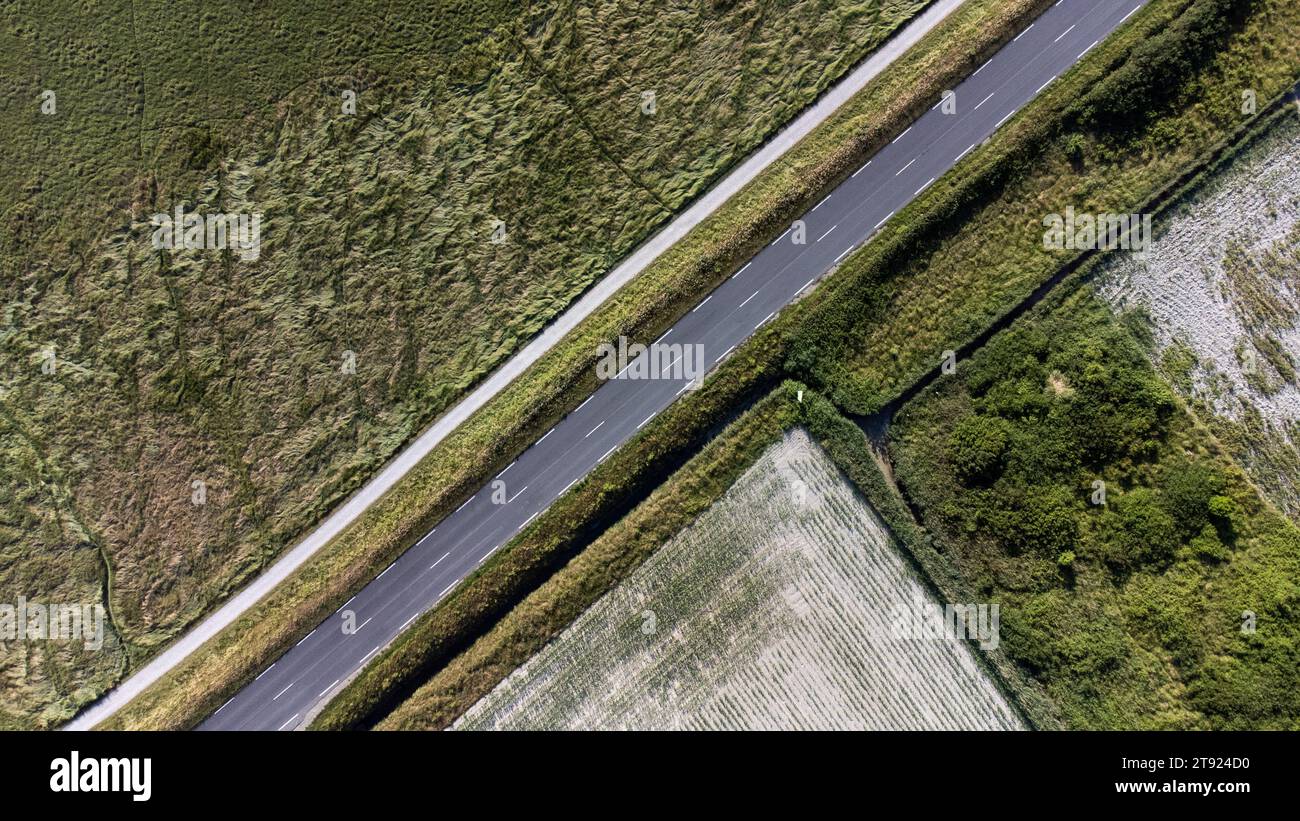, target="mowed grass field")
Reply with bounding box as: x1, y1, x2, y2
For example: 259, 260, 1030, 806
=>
455, 429, 1024, 731
0, 0, 929, 727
